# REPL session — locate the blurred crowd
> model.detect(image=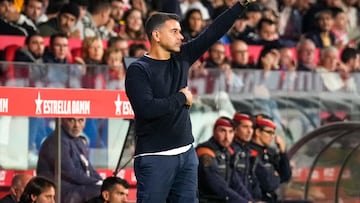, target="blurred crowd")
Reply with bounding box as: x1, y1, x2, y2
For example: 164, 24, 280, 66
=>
0, 0, 359, 92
